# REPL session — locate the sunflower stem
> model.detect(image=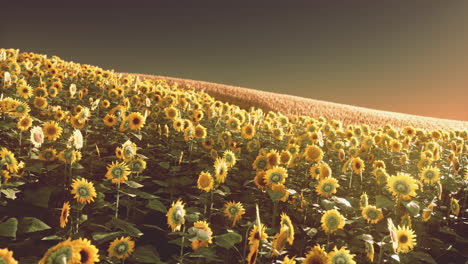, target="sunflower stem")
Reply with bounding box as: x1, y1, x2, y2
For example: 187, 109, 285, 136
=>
272, 201, 278, 228
115, 181, 121, 219
377, 238, 384, 264
179, 225, 186, 264
349, 172, 353, 189
326, 233, 330, 251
